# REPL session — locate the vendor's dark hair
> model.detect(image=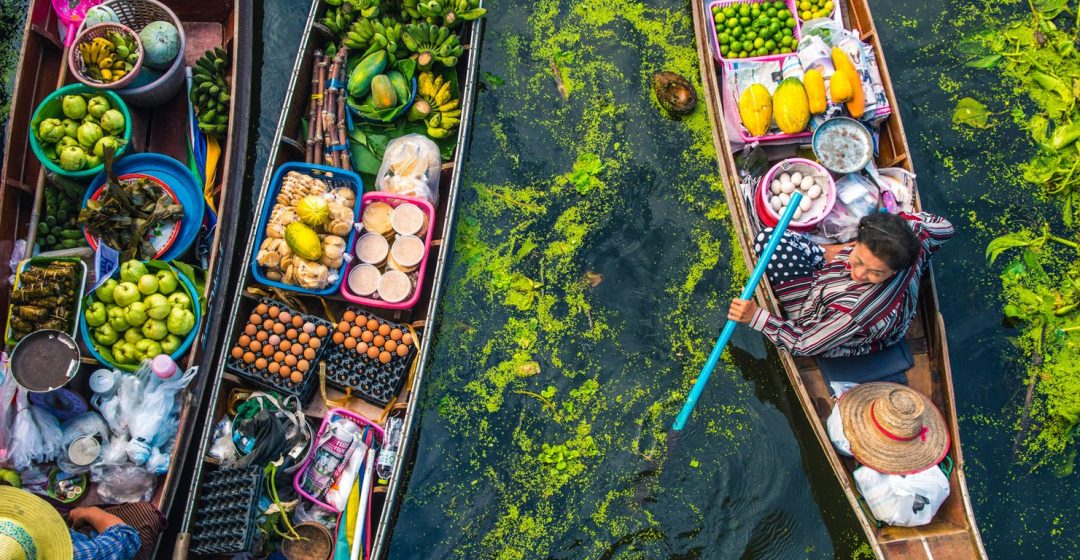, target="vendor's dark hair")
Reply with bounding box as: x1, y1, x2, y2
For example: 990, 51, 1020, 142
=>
856, 212, 919, 271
